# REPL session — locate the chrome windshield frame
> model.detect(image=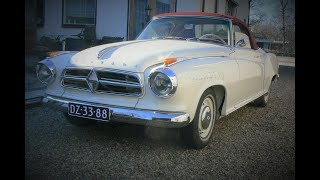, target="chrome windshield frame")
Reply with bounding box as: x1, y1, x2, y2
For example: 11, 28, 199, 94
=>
138, 15, 233, 48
